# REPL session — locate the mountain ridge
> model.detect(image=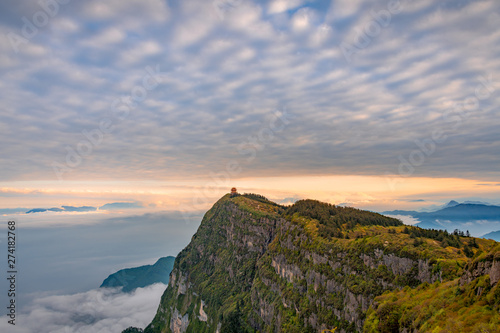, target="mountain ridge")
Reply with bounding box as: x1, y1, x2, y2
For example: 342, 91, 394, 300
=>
482, 230, 500, 242
382, 202, 500, 236
382, 202, 500, 217
141, 193, 500, 333
101, 256, 175, 293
